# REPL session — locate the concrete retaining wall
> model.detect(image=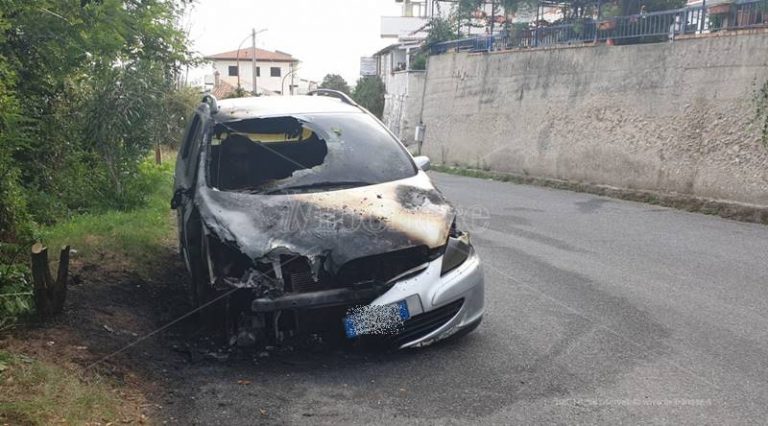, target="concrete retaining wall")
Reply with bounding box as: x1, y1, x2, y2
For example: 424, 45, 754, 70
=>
383, 71, 425, 145
420, 33, 768, 206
